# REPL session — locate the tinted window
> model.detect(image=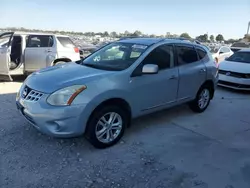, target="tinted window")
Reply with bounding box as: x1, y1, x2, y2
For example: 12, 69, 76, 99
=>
196, 47, 209, 62
27, 35, 53, 48
141, 45, 174, 70
176, 45, 198, 65
57, 37, 75, 48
